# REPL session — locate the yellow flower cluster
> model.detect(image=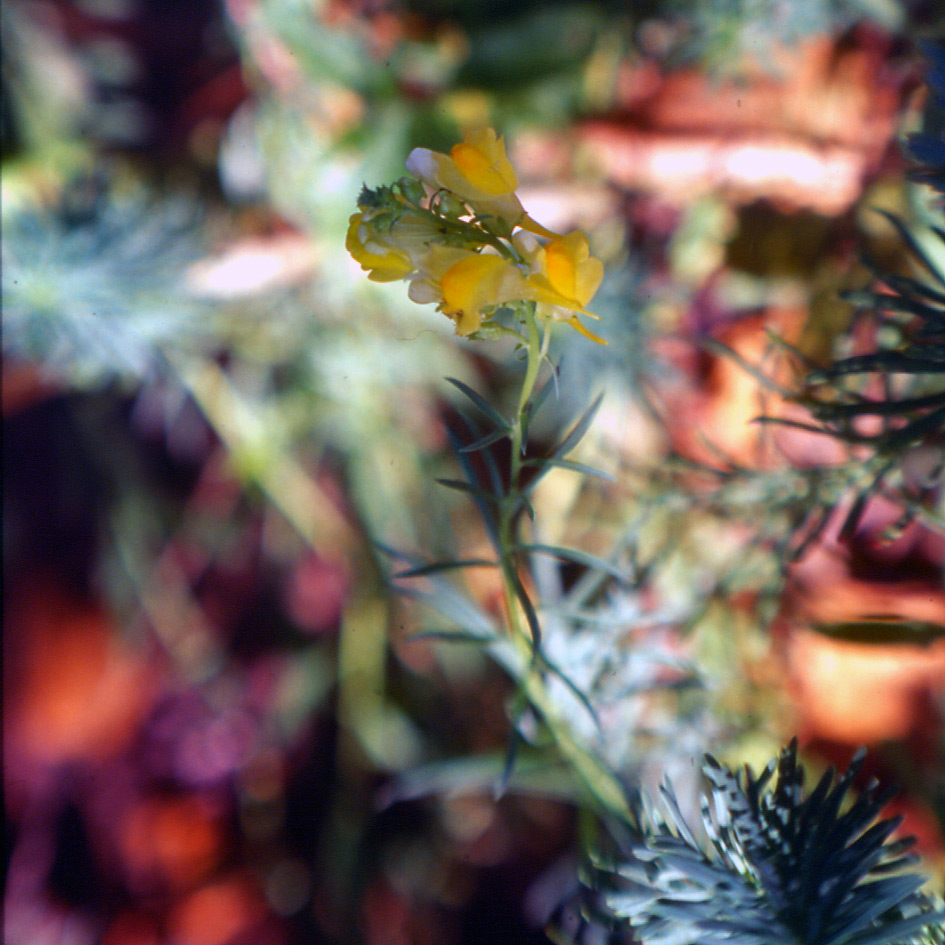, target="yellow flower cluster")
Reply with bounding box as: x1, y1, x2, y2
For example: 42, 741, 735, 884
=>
347, 128, 605, 343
